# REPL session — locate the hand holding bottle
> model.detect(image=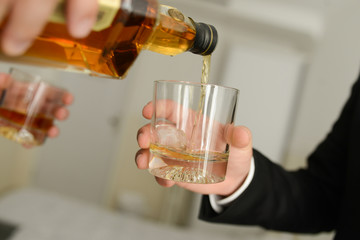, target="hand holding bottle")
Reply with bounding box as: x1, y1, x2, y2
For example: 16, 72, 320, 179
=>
135, 101, 254, 197
1, 1, 217, 78
0, 0, 99, 56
